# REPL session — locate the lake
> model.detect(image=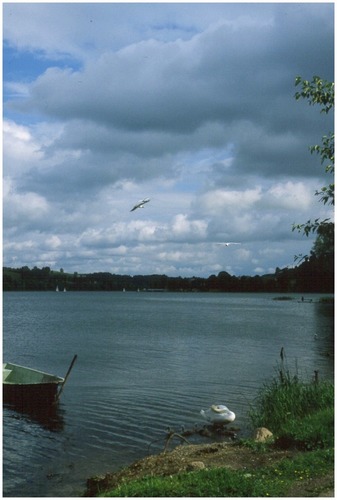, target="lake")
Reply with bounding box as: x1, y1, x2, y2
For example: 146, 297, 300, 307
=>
3, 291, 334, 497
